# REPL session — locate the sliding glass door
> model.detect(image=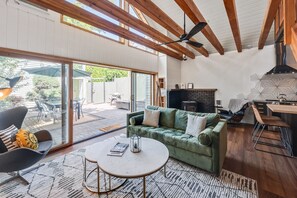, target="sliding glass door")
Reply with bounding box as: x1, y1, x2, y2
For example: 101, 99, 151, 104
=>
0, 56, 70, 148
131, 72, 153, 112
